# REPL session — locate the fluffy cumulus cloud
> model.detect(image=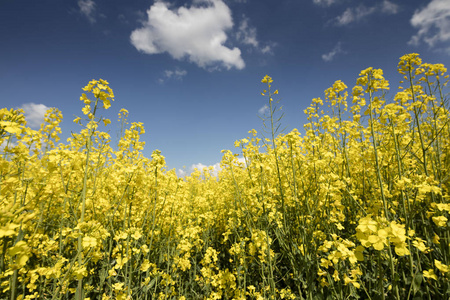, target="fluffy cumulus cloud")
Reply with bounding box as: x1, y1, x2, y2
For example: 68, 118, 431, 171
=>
409, 0, 450, 50
78, 0, 96, 23
19, 103, 50, 128
335, 0, 399, 26
322, 42, 345, 61
130, 0, 245, 70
